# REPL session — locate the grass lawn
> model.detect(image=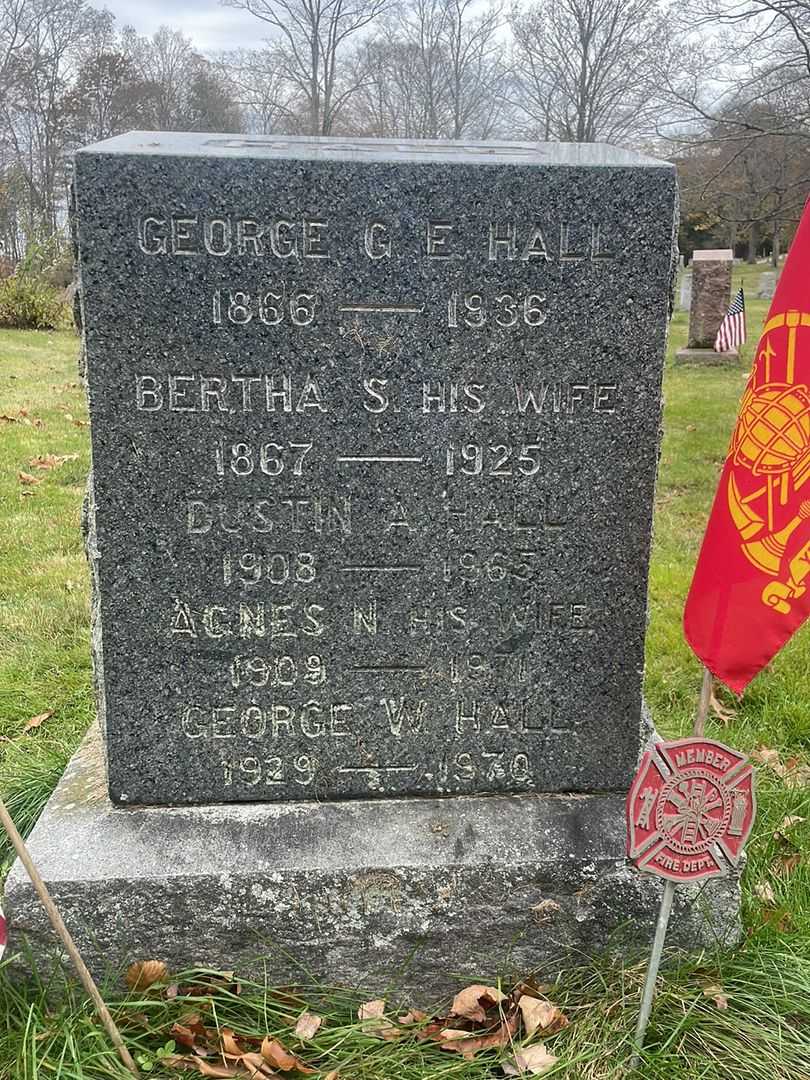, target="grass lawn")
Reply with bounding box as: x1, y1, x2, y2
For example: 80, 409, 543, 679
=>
0, 259, 808, 1077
